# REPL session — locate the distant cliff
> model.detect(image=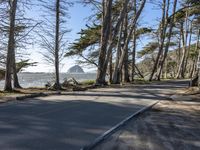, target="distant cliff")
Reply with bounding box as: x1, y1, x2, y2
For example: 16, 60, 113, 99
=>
67, 65, 84, 73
